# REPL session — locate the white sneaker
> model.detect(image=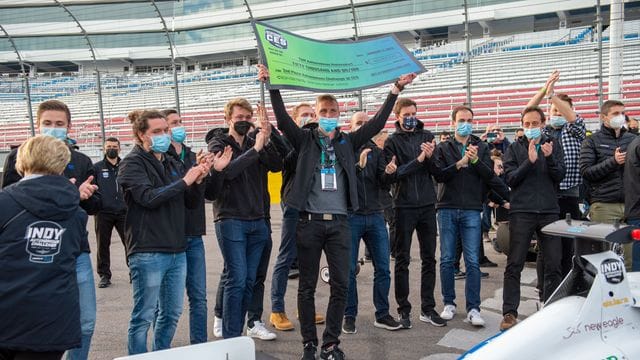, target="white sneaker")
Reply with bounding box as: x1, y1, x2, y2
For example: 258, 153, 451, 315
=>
247, 321, 277, 341
440, 304, 456, 320
213, 316, 223, 338
465, 309, 485, 327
